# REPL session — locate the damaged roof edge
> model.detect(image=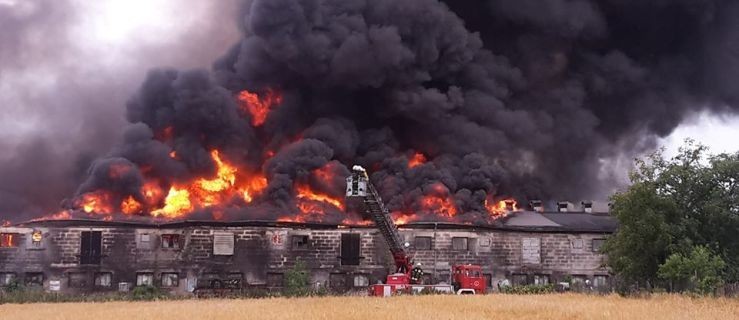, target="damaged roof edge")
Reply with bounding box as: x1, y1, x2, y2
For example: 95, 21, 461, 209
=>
13, 214, 617, 234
